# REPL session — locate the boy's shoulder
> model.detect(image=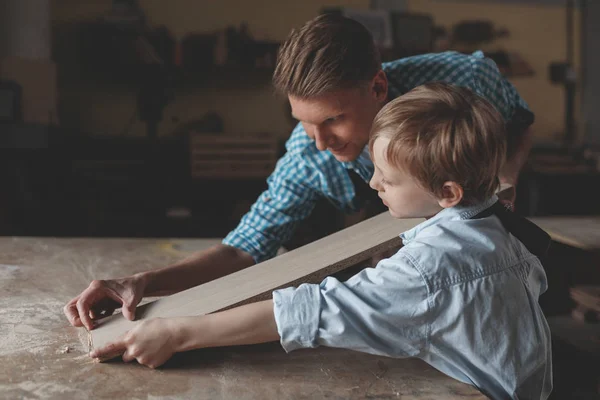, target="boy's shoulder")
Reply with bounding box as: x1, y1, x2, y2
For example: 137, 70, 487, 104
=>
400, 214, 533, 290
